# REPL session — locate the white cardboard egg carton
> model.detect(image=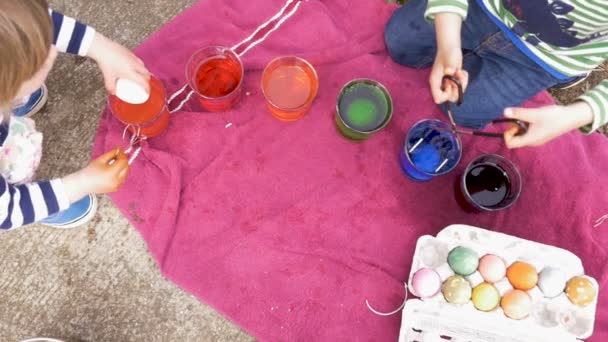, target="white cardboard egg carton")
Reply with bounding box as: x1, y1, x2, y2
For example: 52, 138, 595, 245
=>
399, 225, 599, 342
